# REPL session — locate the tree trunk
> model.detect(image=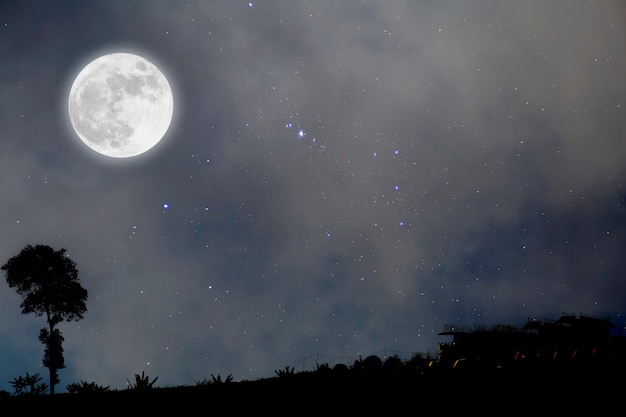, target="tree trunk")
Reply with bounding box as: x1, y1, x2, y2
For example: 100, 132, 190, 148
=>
49, 365, 55, 395
49, 321, 55, 395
